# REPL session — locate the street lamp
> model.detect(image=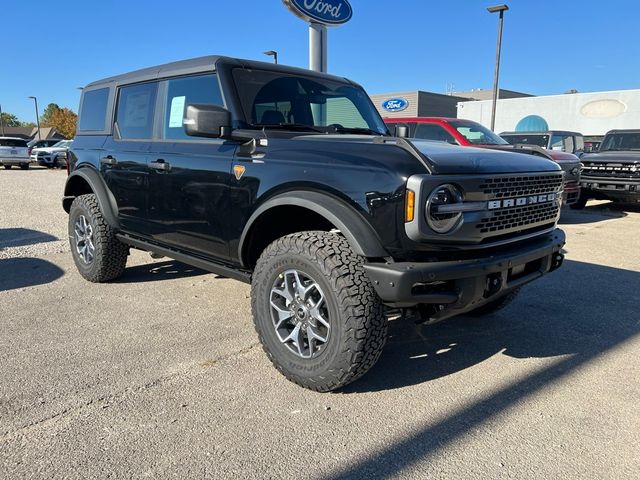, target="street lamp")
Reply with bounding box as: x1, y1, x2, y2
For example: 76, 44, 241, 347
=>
0, 103, 5, 136
263, 50, 278, 64
487, 4, 509, 131
28, 96, 41, 140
